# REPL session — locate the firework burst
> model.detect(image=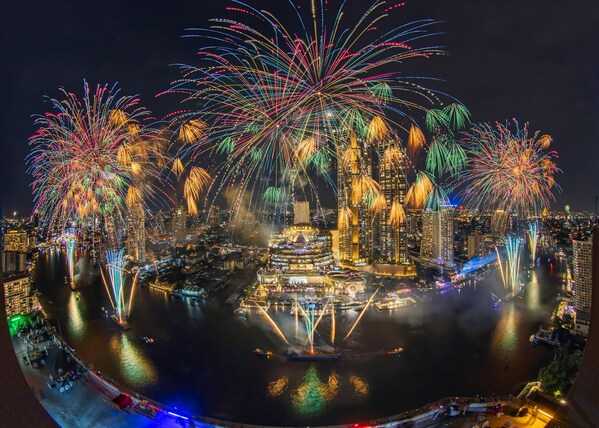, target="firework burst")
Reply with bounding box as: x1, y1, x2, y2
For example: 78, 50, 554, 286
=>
458, 121, 560, 216
166, 0, 451, 218
27, 81, 167, 240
